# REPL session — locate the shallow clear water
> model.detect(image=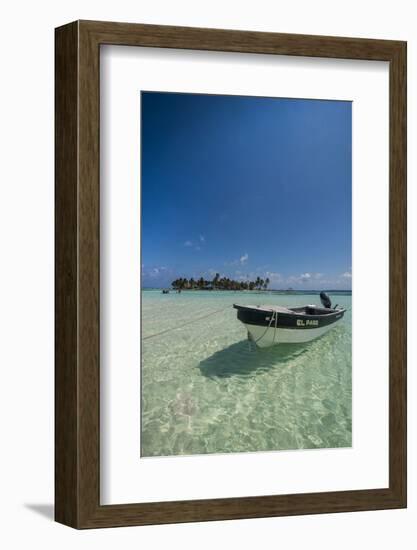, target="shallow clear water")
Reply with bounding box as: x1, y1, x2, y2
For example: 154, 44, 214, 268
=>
141, 290, 352, 457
